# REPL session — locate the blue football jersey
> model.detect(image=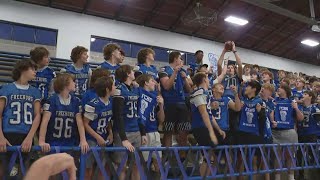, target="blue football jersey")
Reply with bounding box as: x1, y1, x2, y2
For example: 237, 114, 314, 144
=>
138, 88, 158, 133
159, 66, 185, 105
81, 88, 97, 111
189, 62, 201, 73
292, 88, 304, 101
263, 99, 275, 139
222, 74, 241, 100
99, 61, 120, 78
136, 64, 158, 80
30, 66, 56, 101
297, 105, 320, 136
190, 88, 212, 129
43, 94, 82, 146
84, 97, 113, 141
274, 98, 295, 129
114, 83, 140, 132
238, 96, 264, 135
211, 96, 231, 131
62, 64, 91, 98
0, 83, 41, 134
